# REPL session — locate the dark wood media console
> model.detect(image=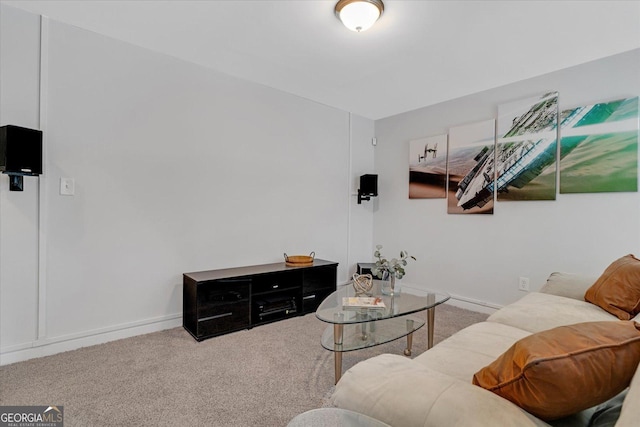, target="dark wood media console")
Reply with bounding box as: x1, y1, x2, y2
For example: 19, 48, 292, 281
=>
183, 259, 338, 341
